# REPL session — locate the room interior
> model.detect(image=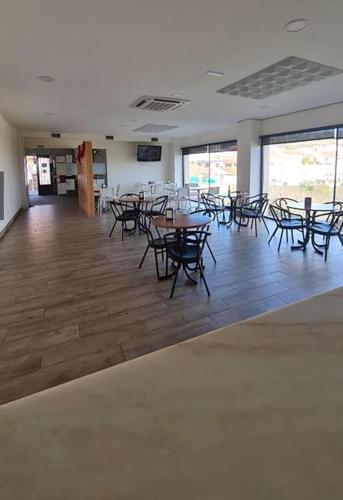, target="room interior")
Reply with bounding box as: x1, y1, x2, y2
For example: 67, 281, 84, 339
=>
1, 1, 343, 498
